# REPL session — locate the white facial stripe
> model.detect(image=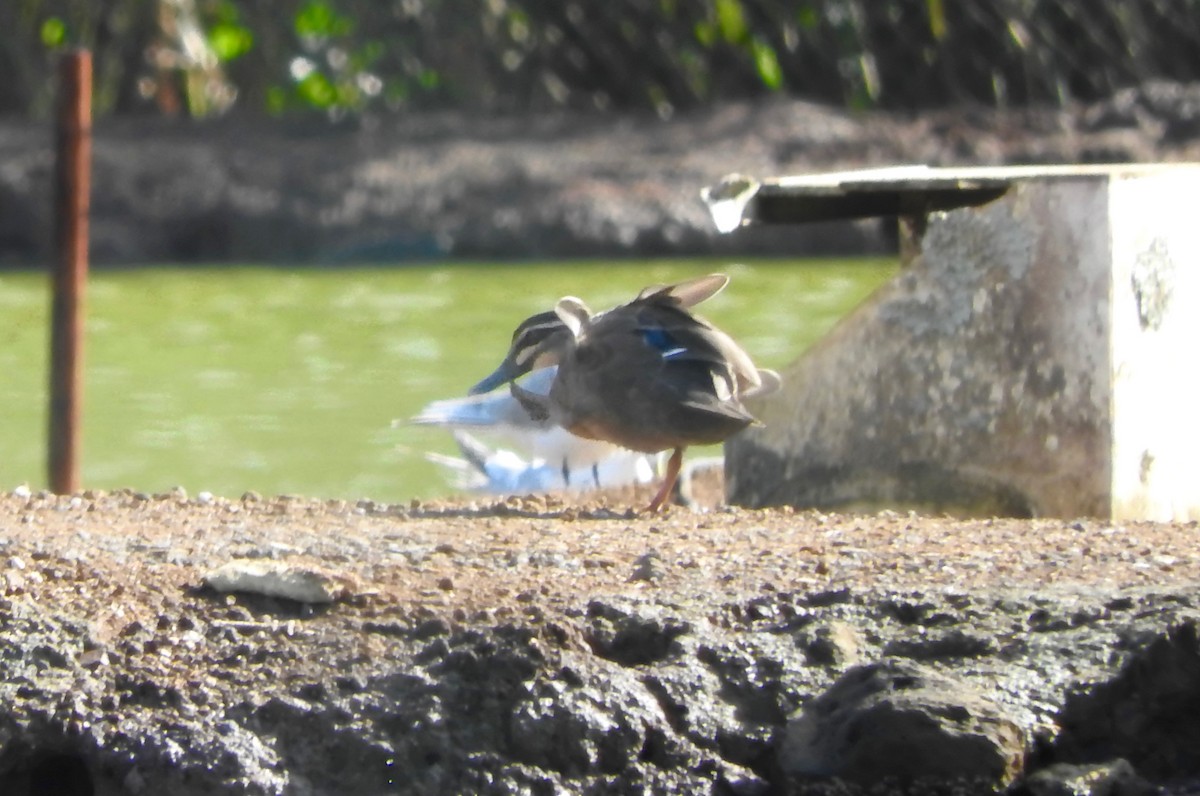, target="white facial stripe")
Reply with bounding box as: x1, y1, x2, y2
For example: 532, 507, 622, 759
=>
515, 319, 566, 340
